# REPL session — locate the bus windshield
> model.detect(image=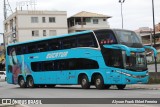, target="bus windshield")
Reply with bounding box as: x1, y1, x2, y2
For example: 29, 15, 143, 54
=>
115, 30, 142, 47
124, 52, 147, 71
